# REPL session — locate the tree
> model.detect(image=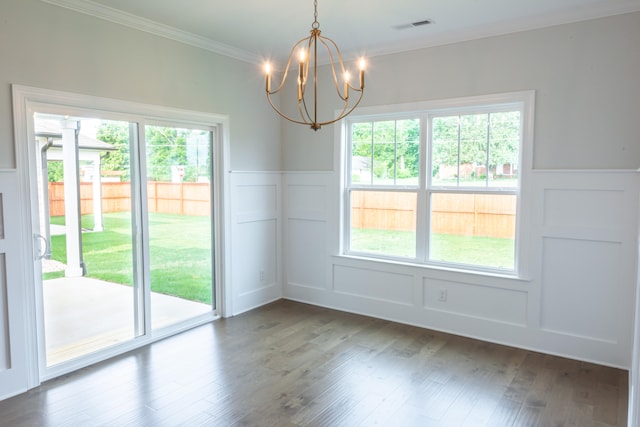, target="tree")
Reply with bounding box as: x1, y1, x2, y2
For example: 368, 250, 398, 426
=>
95, 122, 211, 183
96, 121, 131, 180
47, 161, 64, 182
145, 126, 188, 181
432, 111, 520, 181
351, 118, 420, 184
